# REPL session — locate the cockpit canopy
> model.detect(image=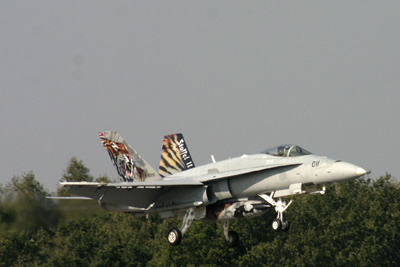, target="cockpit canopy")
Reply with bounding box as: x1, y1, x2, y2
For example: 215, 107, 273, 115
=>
262, 144, 312, 157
